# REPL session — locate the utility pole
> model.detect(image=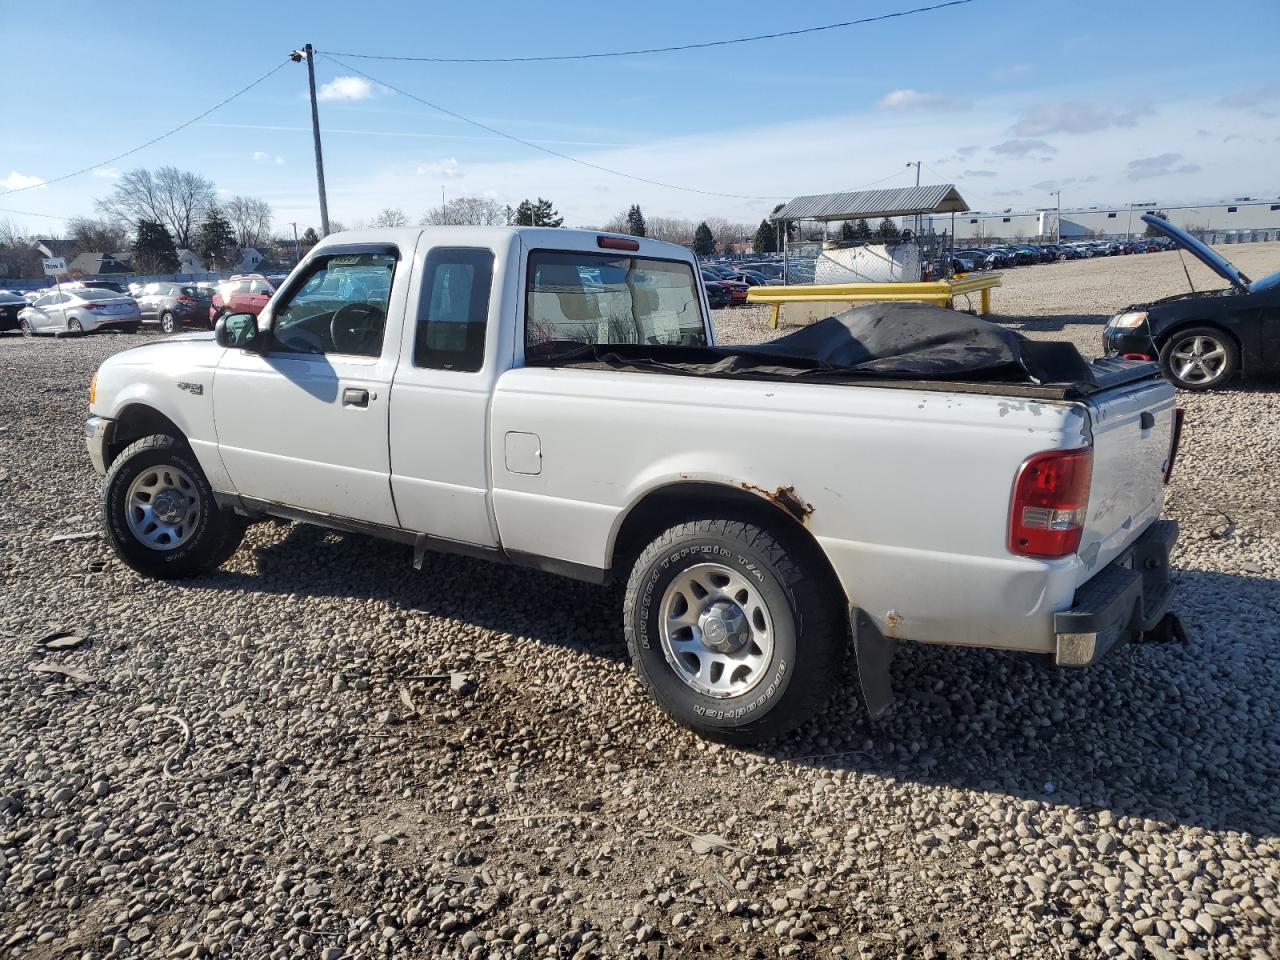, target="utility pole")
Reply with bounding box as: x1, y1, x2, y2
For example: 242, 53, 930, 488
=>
906, 160, 922, 236
1050, 190, 1061, 243
290, 221, 300, 266
291, 44, 330, 236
